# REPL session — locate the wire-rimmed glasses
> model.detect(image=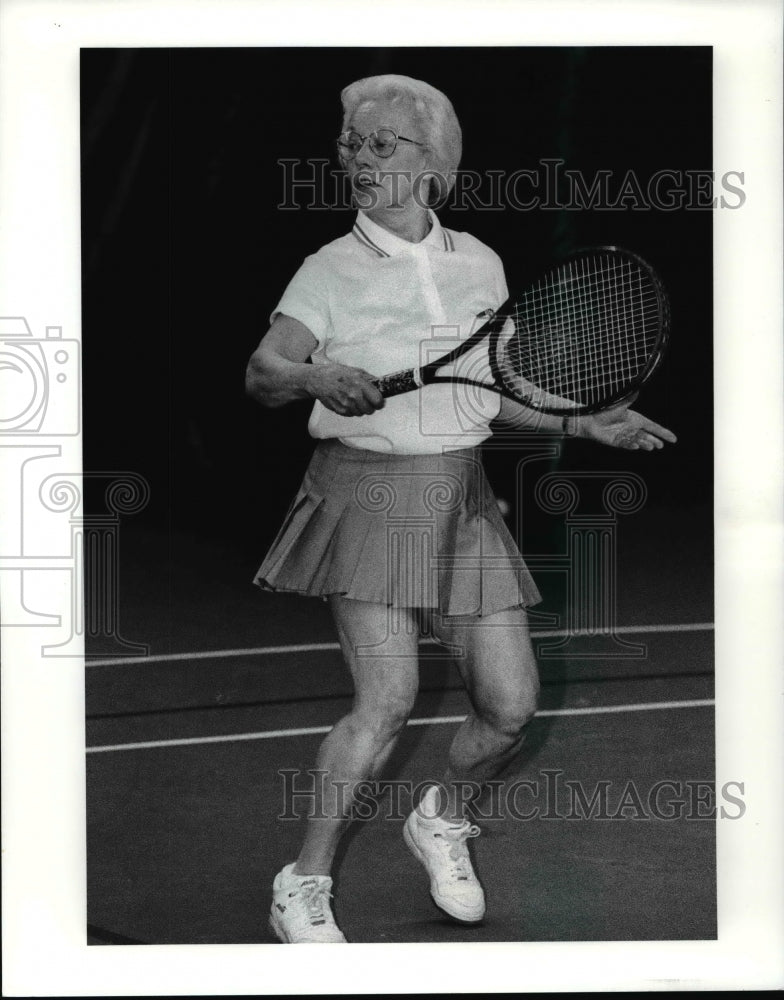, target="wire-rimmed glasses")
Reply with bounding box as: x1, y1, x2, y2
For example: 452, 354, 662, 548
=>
336, 128, 424, 160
